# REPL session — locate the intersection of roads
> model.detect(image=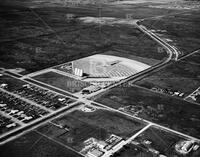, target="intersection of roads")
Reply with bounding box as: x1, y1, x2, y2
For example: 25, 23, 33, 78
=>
0, 13, 199, 157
